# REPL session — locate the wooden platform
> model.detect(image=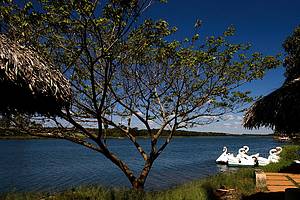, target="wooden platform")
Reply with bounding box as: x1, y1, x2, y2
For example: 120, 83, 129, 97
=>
264, 172, 300, 192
